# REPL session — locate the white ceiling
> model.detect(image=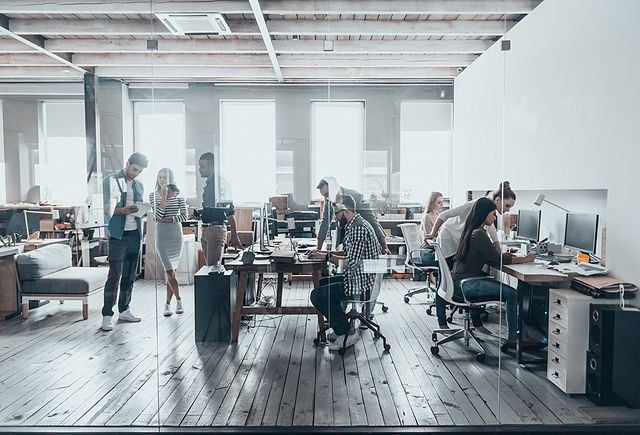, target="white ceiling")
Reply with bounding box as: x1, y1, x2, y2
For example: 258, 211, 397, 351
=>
0, 0, 542, 84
